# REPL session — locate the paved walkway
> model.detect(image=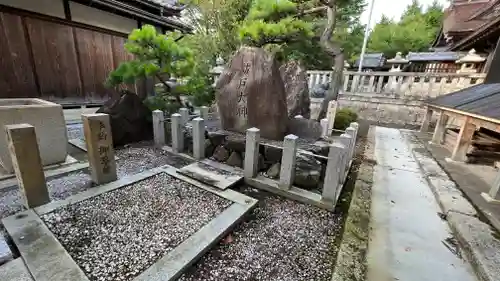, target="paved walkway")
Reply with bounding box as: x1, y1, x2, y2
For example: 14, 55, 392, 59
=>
63, 107, 97, 124
367, 126, 477, 281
